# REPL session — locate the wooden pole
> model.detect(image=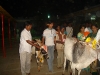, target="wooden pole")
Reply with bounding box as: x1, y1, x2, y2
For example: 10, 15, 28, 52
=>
8, 18, 12, 48
14, 22, 16, 39
1, 14, 6, 57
